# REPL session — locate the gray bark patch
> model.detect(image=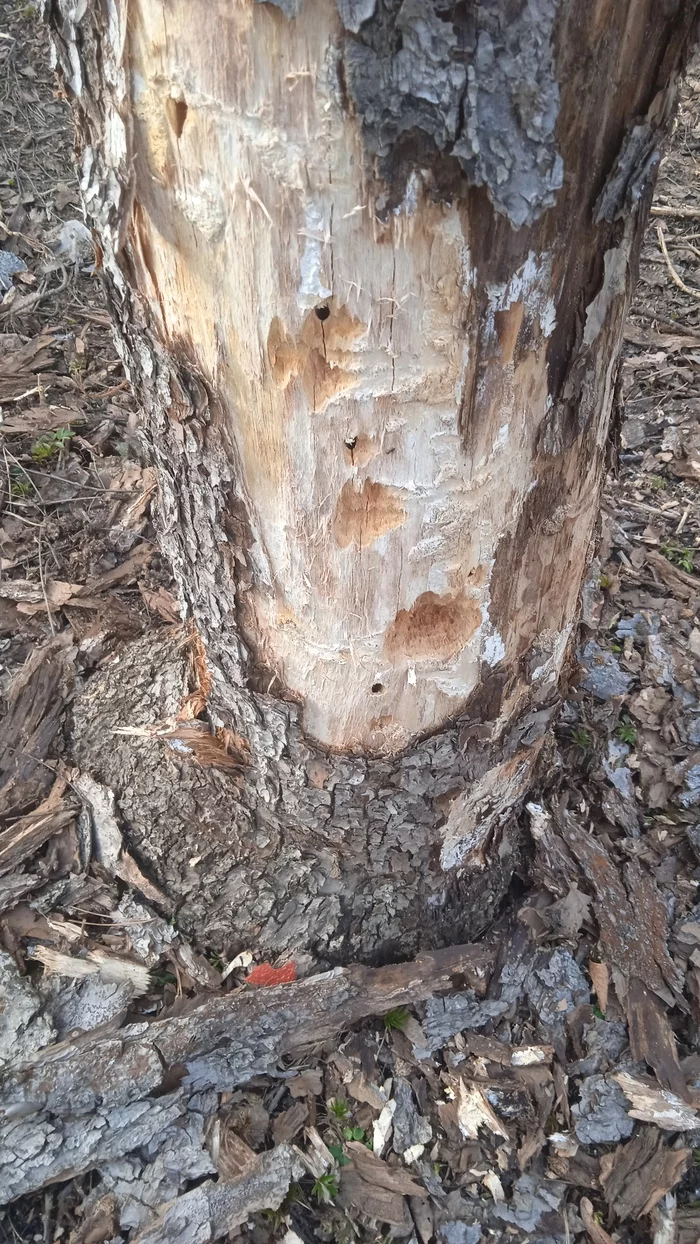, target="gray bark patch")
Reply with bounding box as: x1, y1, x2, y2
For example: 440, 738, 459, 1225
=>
340, 0, 562, 227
